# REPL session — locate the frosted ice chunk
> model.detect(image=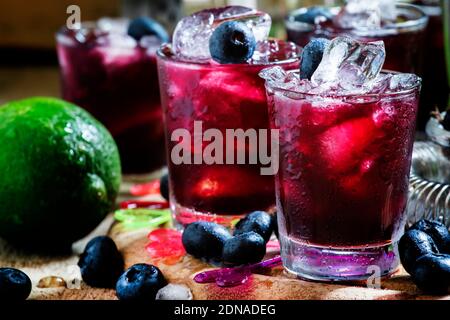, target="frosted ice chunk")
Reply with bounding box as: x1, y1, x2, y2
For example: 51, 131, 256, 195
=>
334, 0, 397, 30
259, 66, 311, 92
311, 37, 386, 92
155, 284, 193, 300
172, 6, 271, 61
388, 73, 420, 92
